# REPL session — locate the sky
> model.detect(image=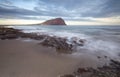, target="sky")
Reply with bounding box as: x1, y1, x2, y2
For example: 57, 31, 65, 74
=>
0, 0, 120, 25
